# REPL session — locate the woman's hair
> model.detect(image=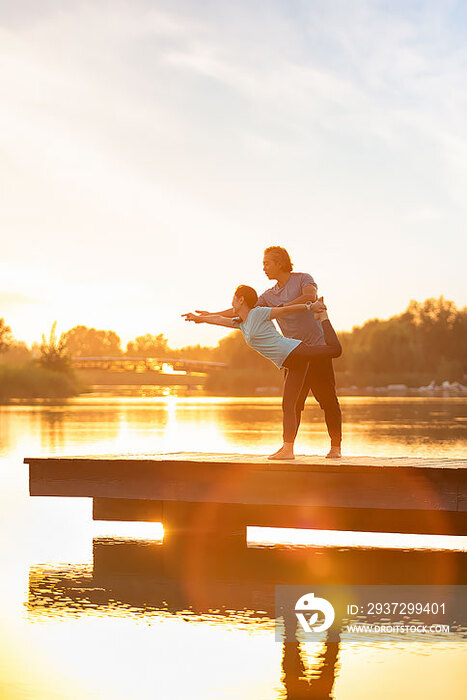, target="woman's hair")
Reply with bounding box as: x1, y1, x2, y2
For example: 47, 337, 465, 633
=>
234, 285, 258, 309
264, 245, 293, 272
